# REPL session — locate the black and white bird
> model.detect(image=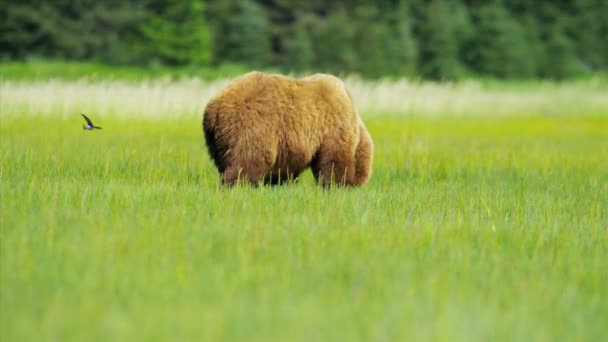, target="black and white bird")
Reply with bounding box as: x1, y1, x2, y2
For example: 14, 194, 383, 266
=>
81, 113, 102, 130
